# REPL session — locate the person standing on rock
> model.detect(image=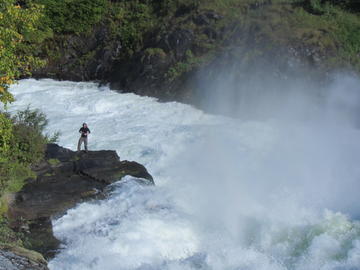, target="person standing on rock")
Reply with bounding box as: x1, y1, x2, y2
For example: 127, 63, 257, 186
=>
78, 123, 91, 152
